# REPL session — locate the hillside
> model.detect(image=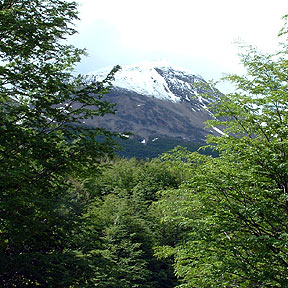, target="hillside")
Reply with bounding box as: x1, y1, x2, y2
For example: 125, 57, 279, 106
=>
86, 61, 224, 158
